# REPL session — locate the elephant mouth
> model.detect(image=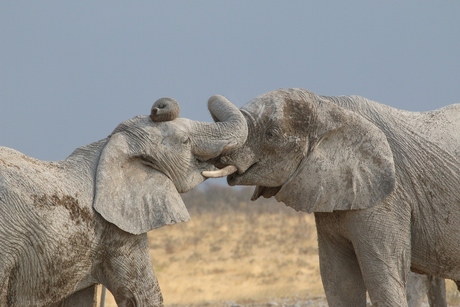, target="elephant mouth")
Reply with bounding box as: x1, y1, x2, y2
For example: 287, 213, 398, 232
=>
225, 162, 259, 186
226, 171, 239, 185
226, 163, 283, 200
207, 161, 283, 200
227, 166, 282, 200
250, 185, 282, 200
